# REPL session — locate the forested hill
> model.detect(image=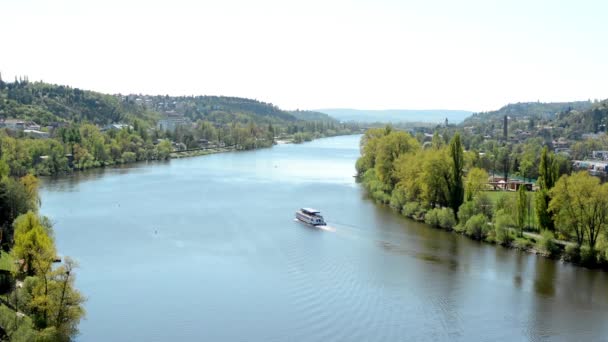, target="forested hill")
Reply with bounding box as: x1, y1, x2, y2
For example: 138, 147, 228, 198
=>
459, 100, 608, 139
135, 94, 298, 124
316, 108, 473, 124
462, 101, 594, 126
289, 110, 337, 123
0, 78, 160, 125
0, 77, 324, 126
